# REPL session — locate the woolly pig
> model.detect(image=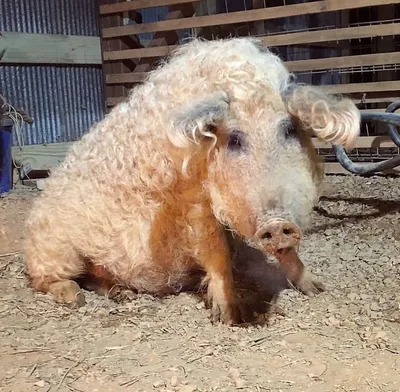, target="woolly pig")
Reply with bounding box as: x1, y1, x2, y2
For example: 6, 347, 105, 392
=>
23, 37, 360, 325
